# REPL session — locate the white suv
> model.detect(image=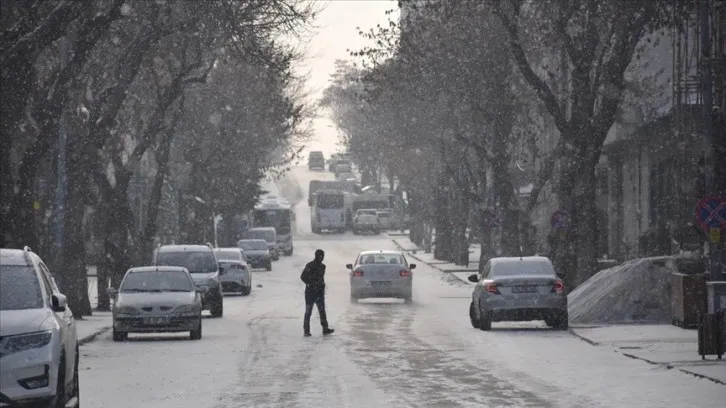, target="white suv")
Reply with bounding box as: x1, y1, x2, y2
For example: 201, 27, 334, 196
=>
0, 247, 79, 407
